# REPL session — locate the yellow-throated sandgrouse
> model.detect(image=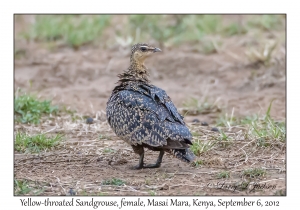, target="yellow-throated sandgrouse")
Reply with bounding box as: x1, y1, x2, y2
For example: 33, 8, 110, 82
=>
106, 43, 195, 169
